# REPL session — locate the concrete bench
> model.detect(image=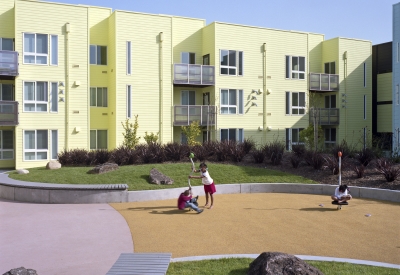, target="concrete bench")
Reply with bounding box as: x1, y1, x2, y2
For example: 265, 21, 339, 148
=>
106, 253, 171, 275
